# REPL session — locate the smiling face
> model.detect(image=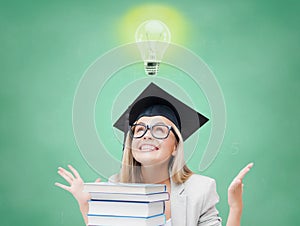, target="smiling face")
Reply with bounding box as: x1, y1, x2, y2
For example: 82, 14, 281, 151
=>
131, 116, 178, 167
